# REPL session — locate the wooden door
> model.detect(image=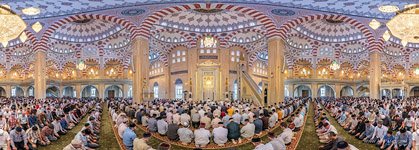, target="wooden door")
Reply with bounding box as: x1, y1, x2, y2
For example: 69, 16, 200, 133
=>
108, 90, 115, 98
302, 90, 309, 97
